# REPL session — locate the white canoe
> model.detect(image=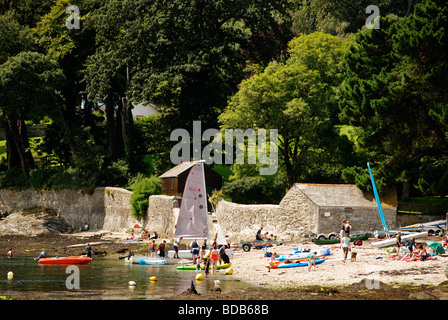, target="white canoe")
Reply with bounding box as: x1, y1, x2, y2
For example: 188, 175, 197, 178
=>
167, 249, 233, 259
124, 255, 167, 264
371, 232, 428, 248
139, 258, 168, 265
